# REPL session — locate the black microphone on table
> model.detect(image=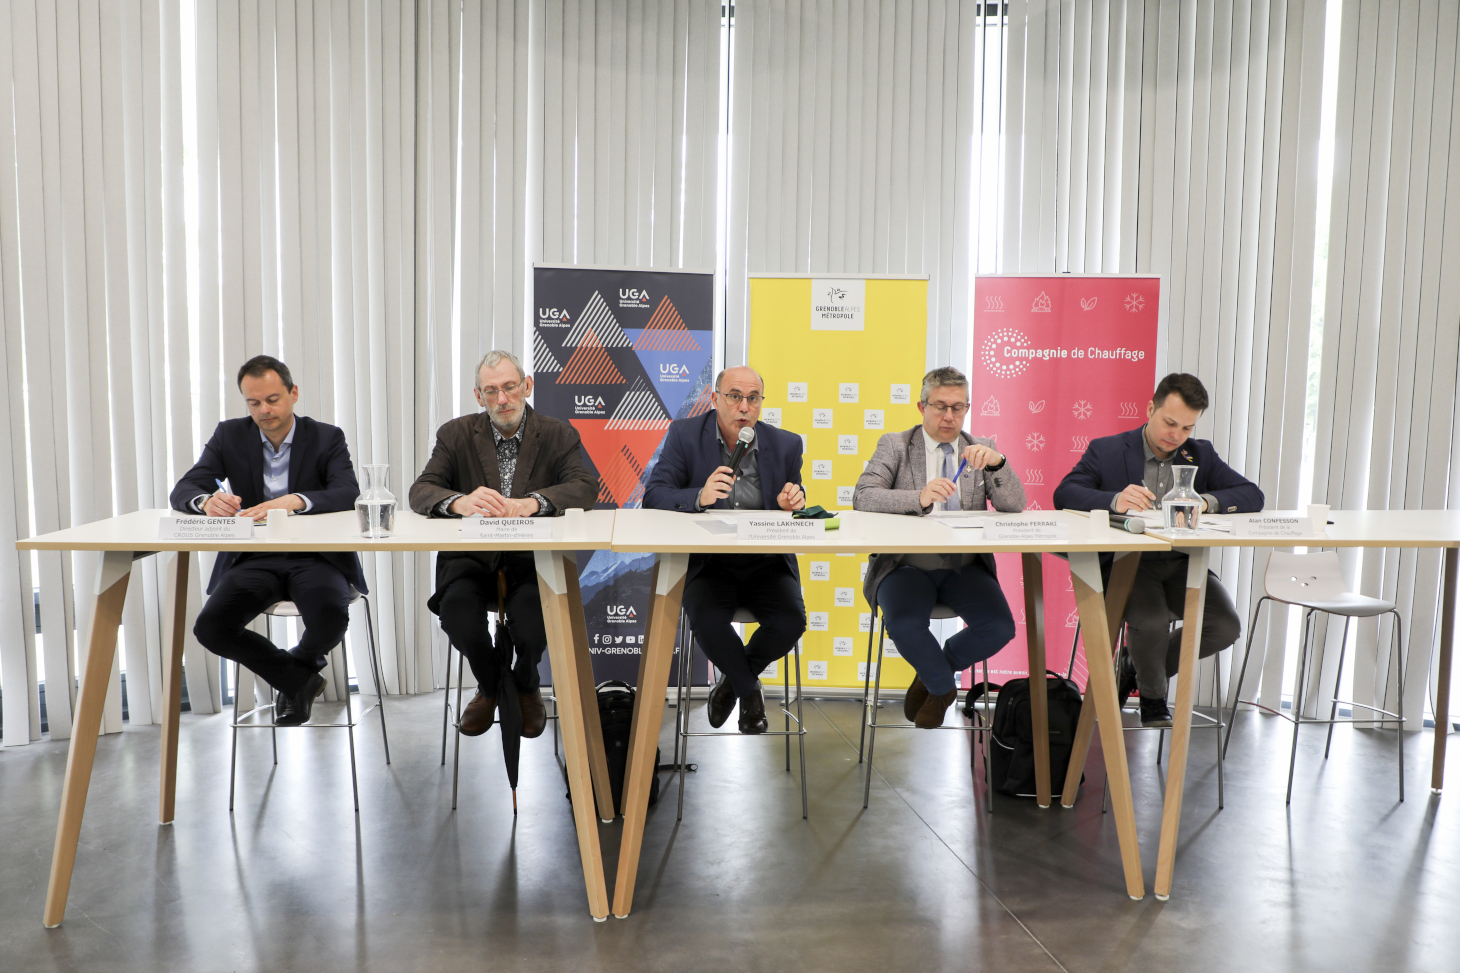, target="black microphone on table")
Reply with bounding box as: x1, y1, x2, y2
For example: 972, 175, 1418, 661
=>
727, 426, 755, 475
